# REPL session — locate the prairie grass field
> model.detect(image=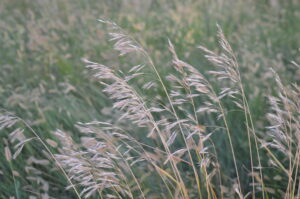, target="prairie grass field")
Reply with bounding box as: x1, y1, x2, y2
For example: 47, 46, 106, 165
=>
1, 0, 300, 198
